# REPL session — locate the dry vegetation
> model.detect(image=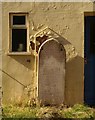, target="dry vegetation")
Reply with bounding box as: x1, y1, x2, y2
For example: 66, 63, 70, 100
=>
2, 104, 95, 119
